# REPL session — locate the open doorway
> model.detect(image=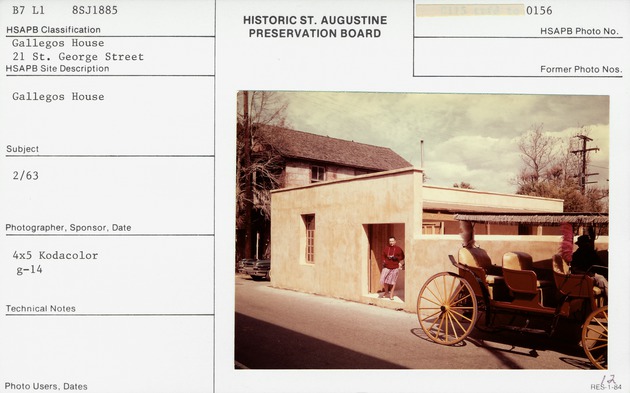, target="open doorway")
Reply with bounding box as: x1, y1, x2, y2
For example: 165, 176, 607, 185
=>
367, 223, 405, 302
